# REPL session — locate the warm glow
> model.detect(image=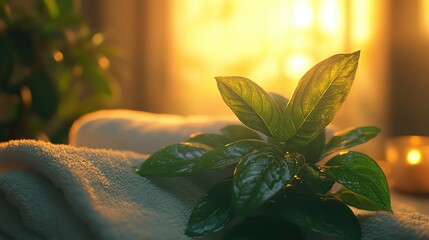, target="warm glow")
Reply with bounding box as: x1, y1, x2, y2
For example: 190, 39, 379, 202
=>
53, 51, 64, 62
319, 0, 342, 34
98, 56, 110, 69
284, 55, 312, 80
407, 149, 422, 165
92, 33, 105, 45
292, 1, 313, 29
421, 0, 429, 38
168, 0, 376, 114
351, 0, 371, 44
